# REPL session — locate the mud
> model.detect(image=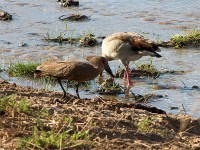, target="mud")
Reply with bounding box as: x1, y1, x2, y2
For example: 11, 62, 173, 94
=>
59, 14, 89, 21
0, 80, 200, 149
